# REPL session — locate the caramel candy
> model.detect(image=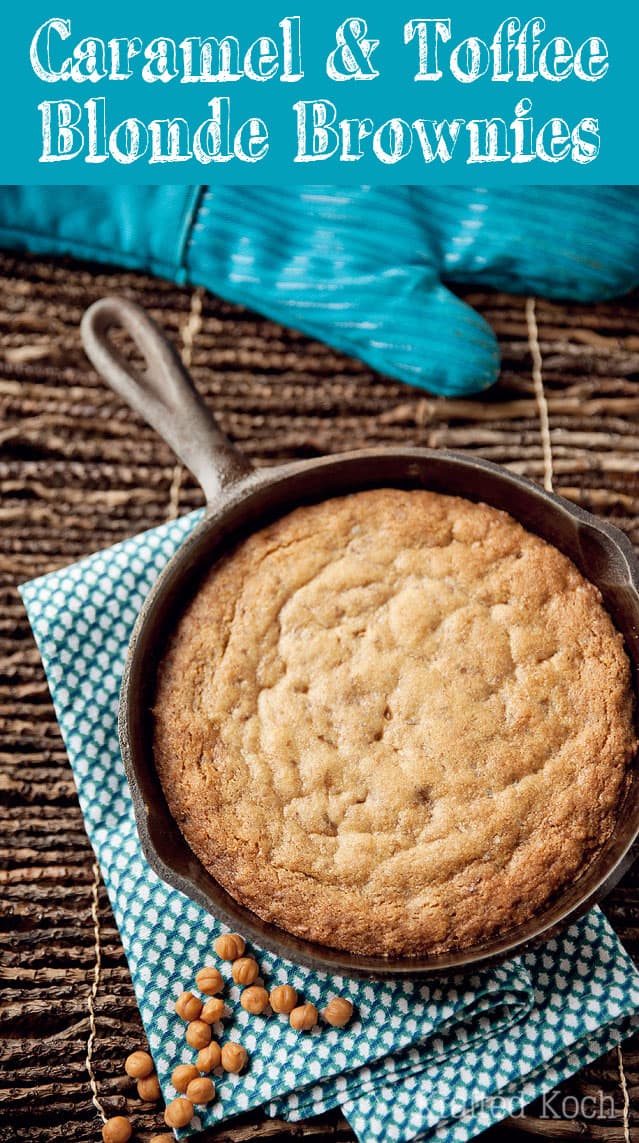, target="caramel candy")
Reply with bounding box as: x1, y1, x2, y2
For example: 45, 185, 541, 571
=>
231, 957, 259, 986
214, 933, 245, 960
323, 996, 354, 1027
124, 1049, 154, 1079
197, 1041, 222, 1073
269, 984, 298, 1014
186, 1075, 216, 1105
171, 1063, 199, 1093
200, 997, 225, 1024
221, 1041, 248, 1073
195, 965, 224, 995
137, 1072, 162, 1101
186, 1019, 211, 1049
101, 1118, 132, 1143
164, 1097, 194, 1128
175, 991, 203, 1022
240, 985, 269, 1015
289, 1002, 318, 1032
